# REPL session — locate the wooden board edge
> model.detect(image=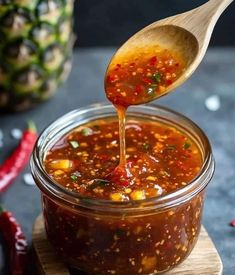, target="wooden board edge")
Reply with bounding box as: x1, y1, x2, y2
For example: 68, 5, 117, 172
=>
32, 215, 69, 275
